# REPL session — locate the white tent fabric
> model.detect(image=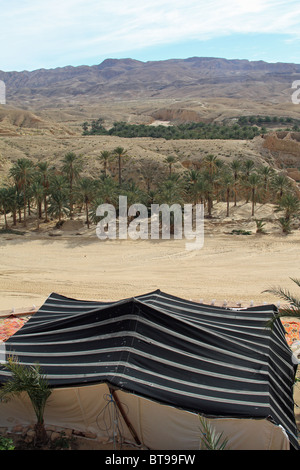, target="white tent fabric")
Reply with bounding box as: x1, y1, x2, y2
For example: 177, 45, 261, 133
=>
0, 383, 290, 450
